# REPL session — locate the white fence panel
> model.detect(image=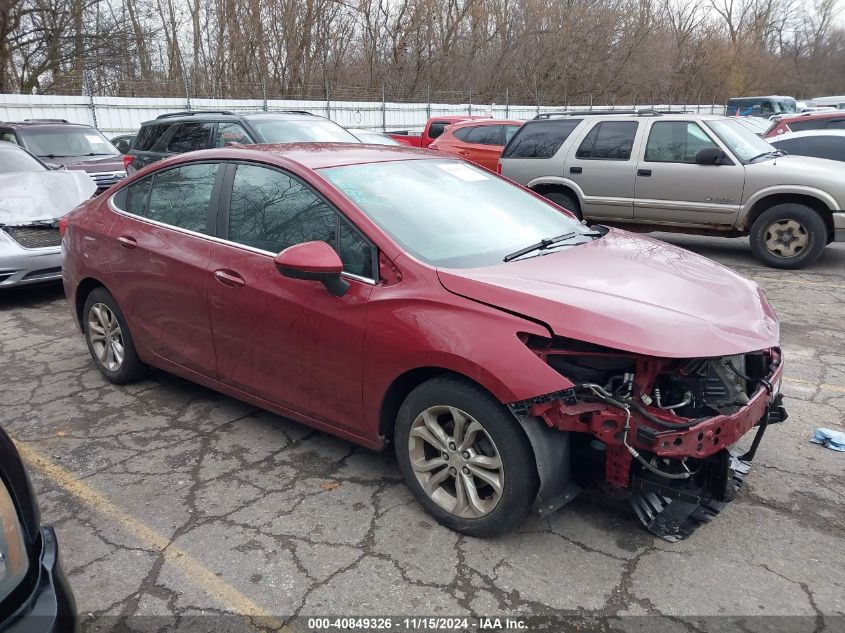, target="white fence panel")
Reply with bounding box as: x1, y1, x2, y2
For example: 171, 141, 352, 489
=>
0, 93, 726, 135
